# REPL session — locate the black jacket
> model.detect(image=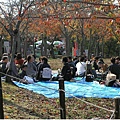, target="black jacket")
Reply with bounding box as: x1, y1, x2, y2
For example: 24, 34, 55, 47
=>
19, 70, 27, 79
108, 63, 120, 79
36, 62, 51, 81
61, 62, 72, 81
